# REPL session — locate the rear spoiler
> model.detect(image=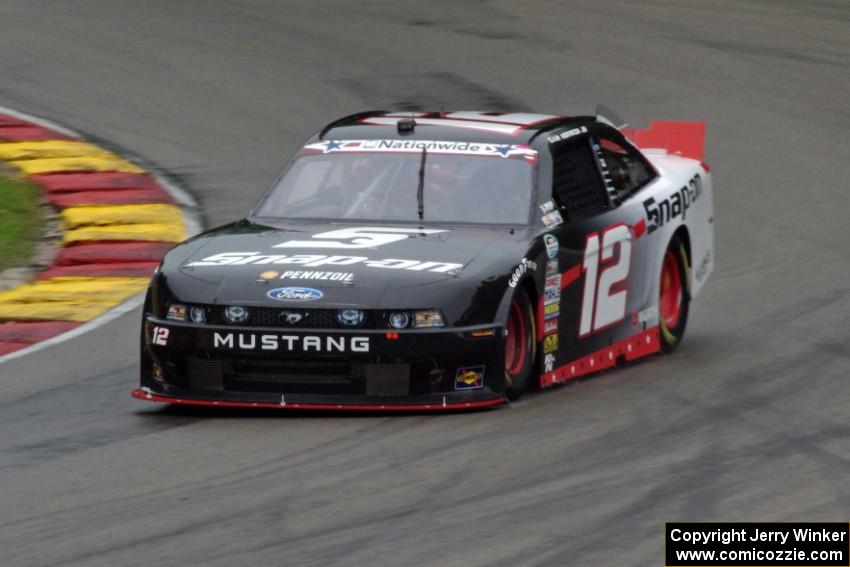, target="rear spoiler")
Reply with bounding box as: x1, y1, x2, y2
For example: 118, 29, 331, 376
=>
621, 121, 706, 161
595, 105, 706, 161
